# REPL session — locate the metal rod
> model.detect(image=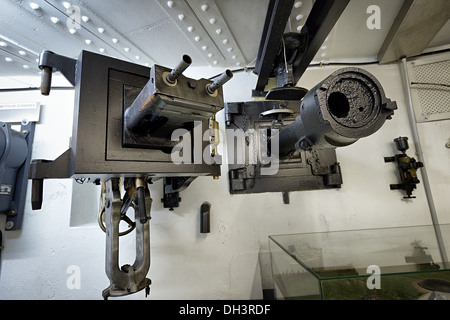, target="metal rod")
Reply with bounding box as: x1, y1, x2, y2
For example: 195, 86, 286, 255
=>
206, 69, 233, 94
401, 58, 449, 266
166, 54, 192, 84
